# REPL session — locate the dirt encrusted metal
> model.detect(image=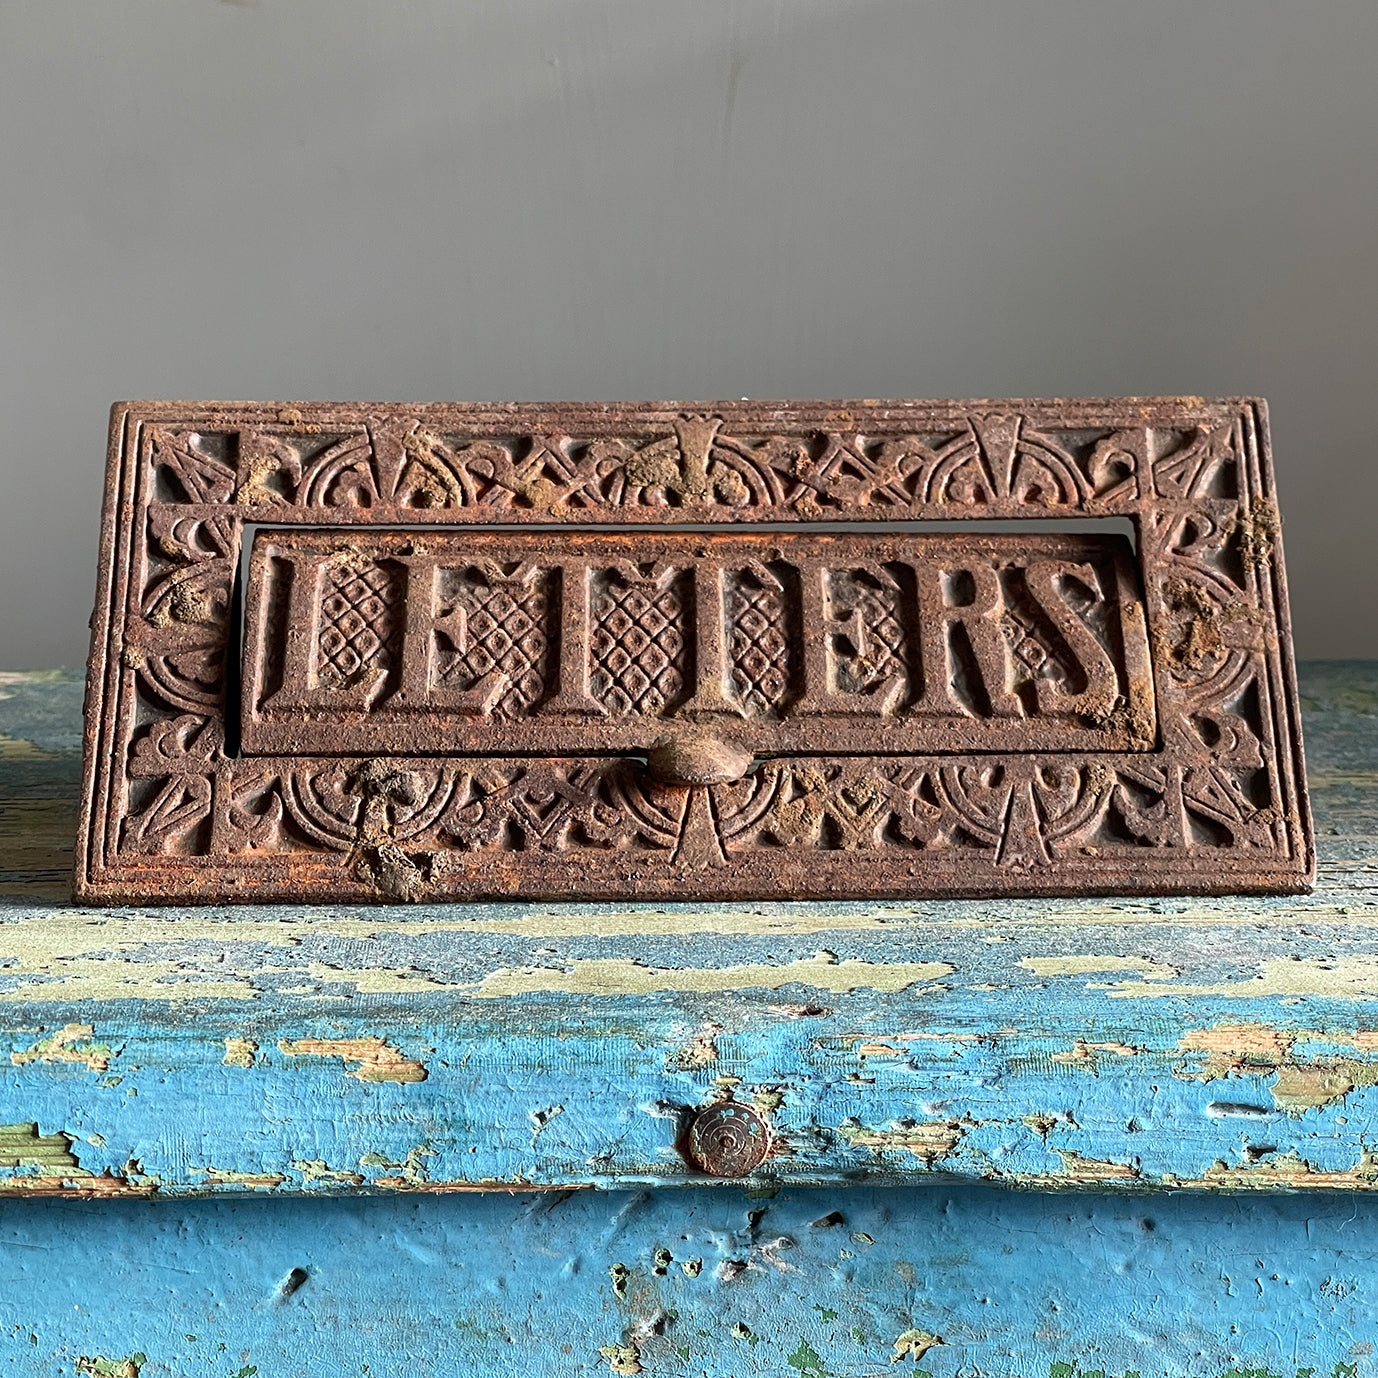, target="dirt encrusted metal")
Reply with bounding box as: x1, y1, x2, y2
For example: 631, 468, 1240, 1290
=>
75, 397, 1312, 902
